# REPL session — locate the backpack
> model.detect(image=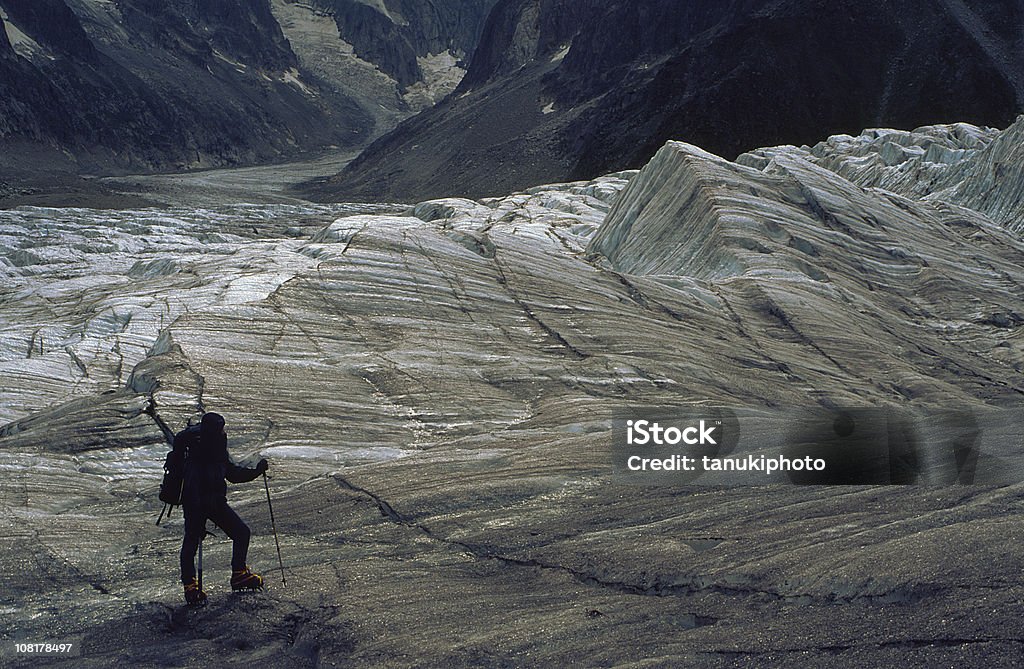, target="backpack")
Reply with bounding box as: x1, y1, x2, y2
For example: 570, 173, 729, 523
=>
156, 424, 200, 523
